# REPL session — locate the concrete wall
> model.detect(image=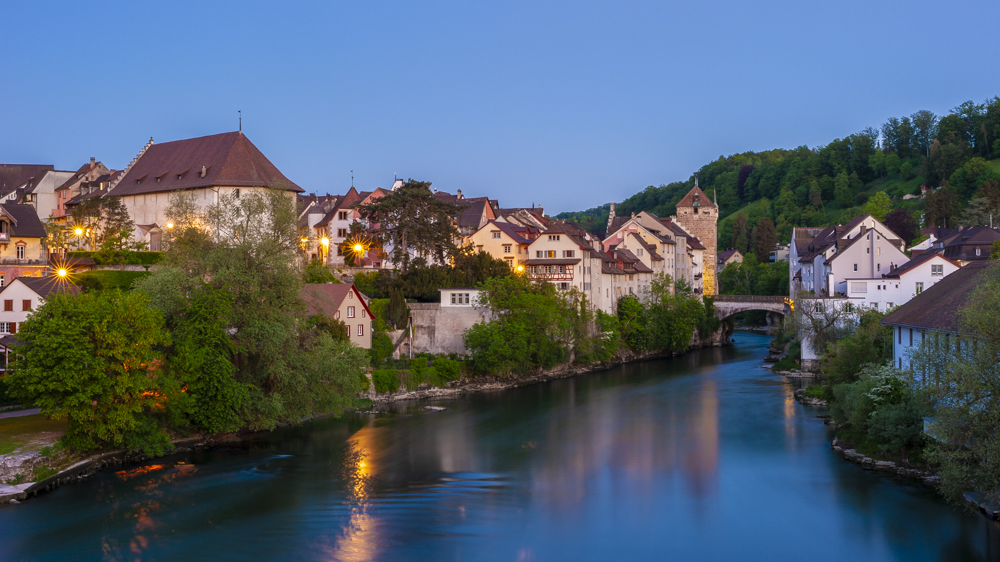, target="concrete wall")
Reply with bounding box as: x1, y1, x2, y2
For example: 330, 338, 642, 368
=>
408, 302, 490, 355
